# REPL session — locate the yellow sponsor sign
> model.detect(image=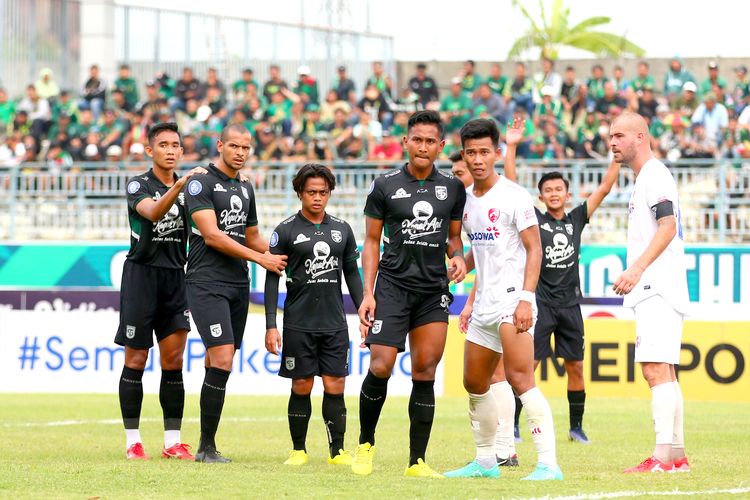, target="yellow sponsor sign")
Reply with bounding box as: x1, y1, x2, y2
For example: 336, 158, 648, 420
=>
443, 319, 750, 402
